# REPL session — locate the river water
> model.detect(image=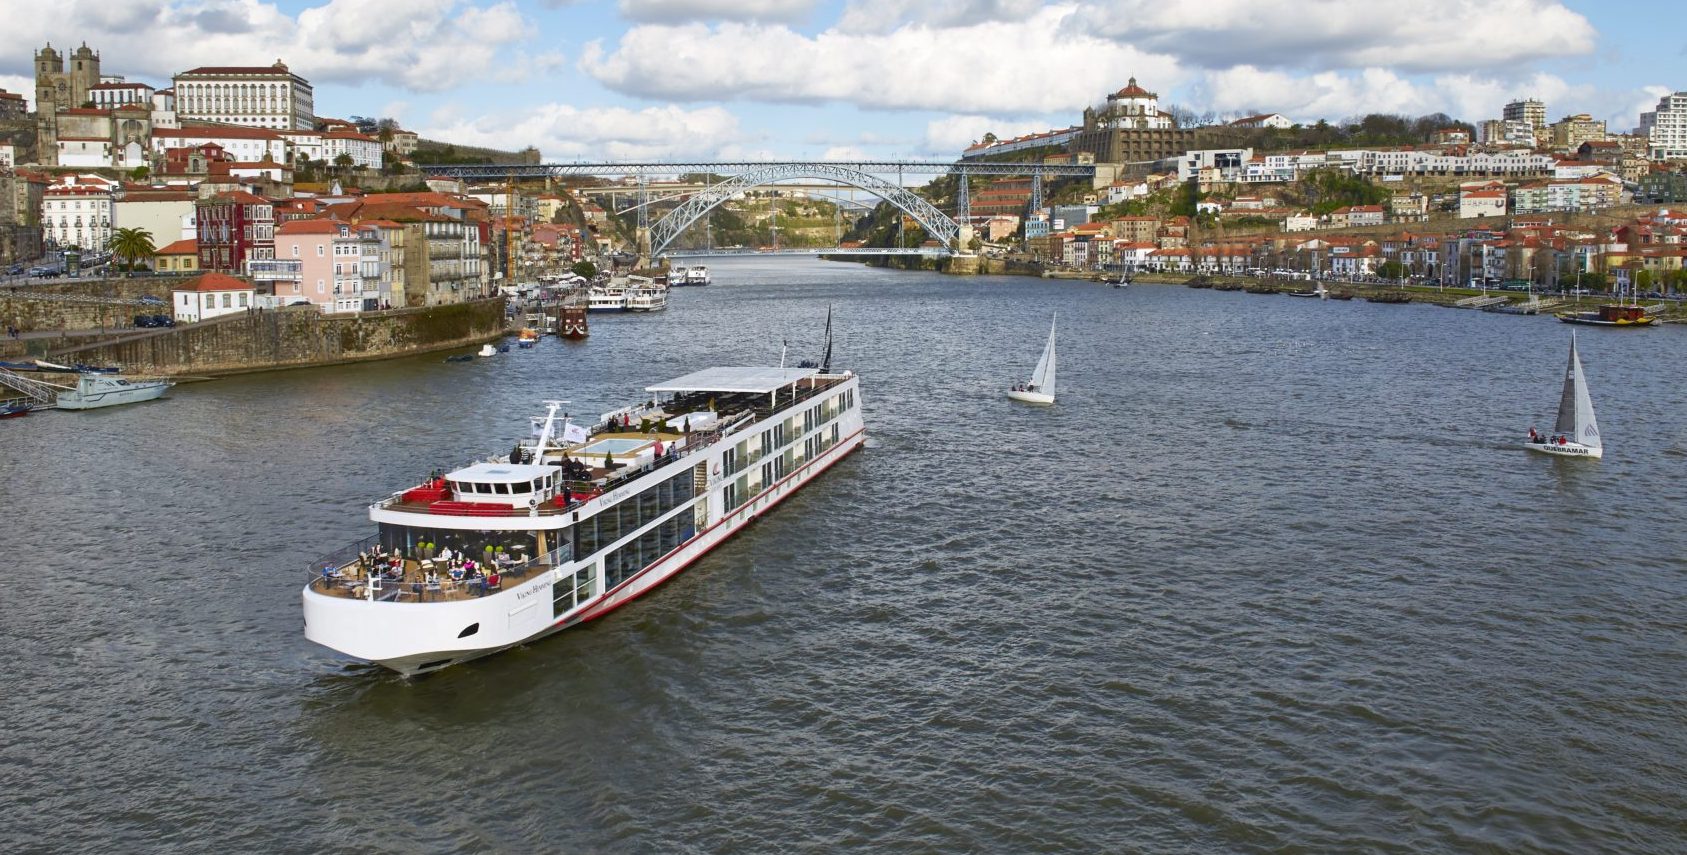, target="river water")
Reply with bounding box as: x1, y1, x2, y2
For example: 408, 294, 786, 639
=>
2, 258, 1684, 853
